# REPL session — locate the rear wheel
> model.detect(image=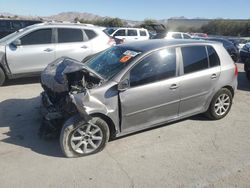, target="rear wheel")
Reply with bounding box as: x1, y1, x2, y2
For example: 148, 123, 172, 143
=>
0, 67, 6, 86
206, 88, 233, 120
60, 116, 110, 158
